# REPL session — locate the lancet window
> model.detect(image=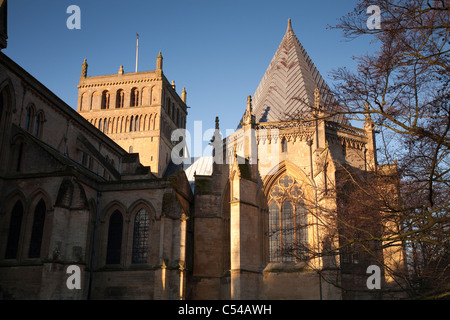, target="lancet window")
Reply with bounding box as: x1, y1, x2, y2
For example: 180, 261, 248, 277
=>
268, 174, 309, 262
